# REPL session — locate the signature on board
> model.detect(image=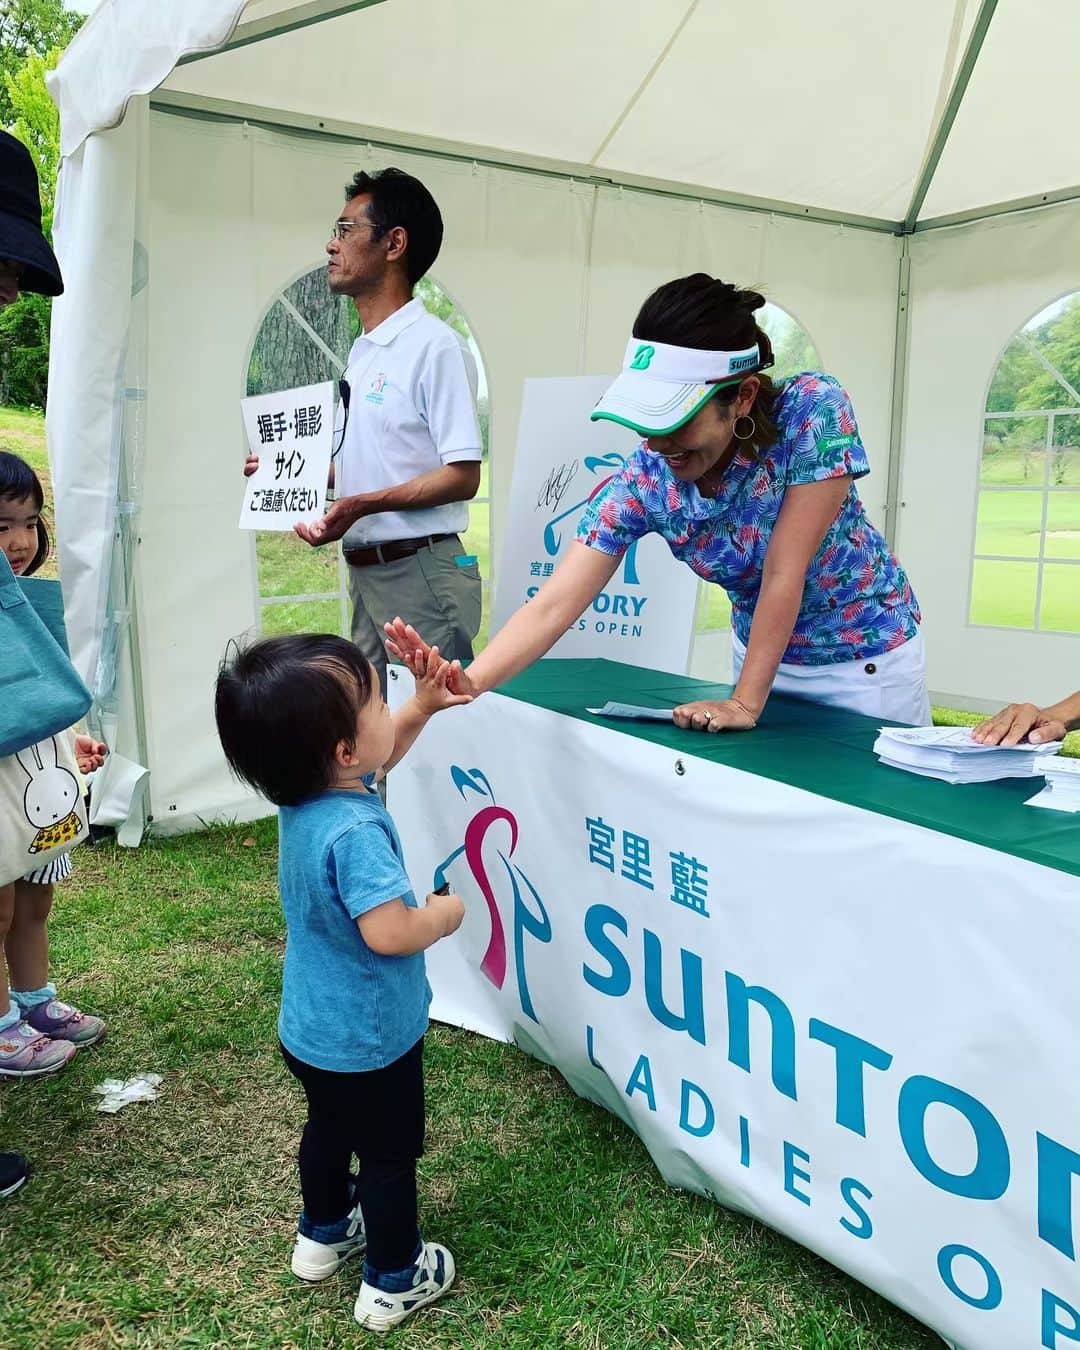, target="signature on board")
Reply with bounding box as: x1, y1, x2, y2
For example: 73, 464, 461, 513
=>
536, 460, 580, 513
